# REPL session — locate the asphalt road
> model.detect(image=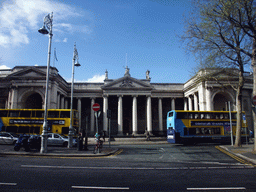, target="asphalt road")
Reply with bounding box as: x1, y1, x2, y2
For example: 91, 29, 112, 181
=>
0, 144, 255, 191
